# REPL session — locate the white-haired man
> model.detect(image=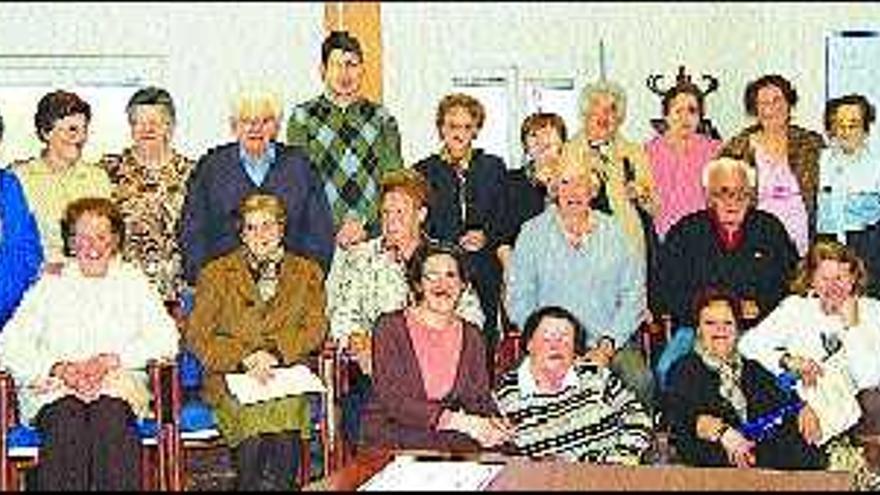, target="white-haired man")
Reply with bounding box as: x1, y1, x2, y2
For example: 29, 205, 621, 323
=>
179, 87, 335, 285
658, 157, 799, 331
